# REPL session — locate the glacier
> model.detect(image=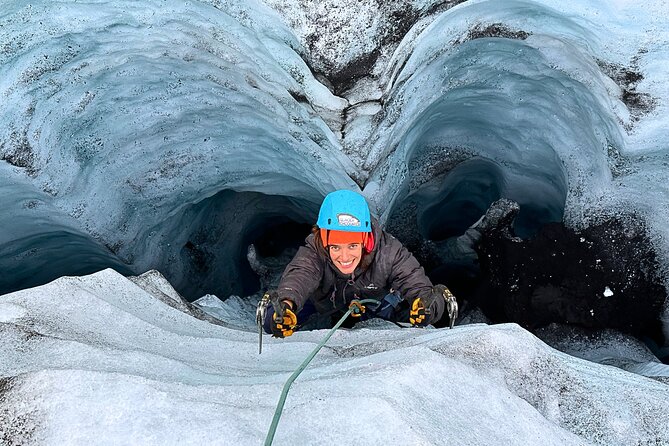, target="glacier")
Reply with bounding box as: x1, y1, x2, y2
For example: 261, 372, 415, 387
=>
2, 268, 669, 445
1, 0, 667, 300
2, 0, 669, 443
